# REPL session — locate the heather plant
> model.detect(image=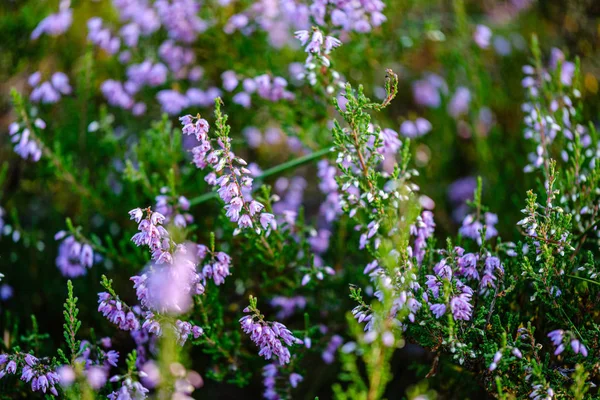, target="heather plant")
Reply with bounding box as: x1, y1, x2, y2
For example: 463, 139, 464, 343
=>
2, 0, 600, 399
